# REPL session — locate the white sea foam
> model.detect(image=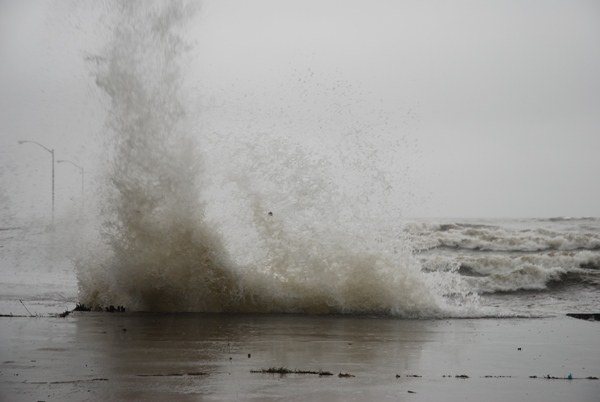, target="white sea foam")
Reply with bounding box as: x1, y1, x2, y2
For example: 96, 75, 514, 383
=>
465, 265, 568, 293
415, 224, 600, 294
407, 221, 600, 252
